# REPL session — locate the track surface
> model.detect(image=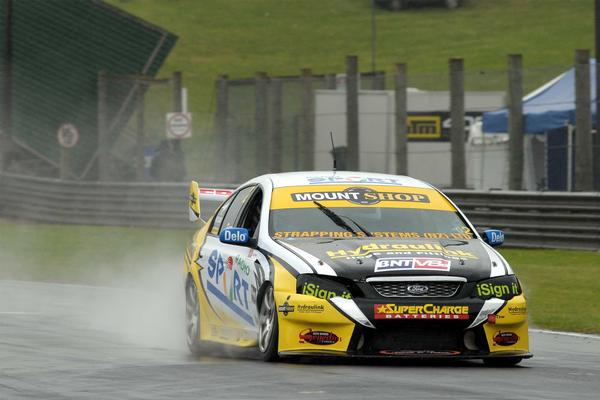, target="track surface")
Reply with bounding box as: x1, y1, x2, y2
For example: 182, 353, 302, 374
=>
1, 280, 599, 400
